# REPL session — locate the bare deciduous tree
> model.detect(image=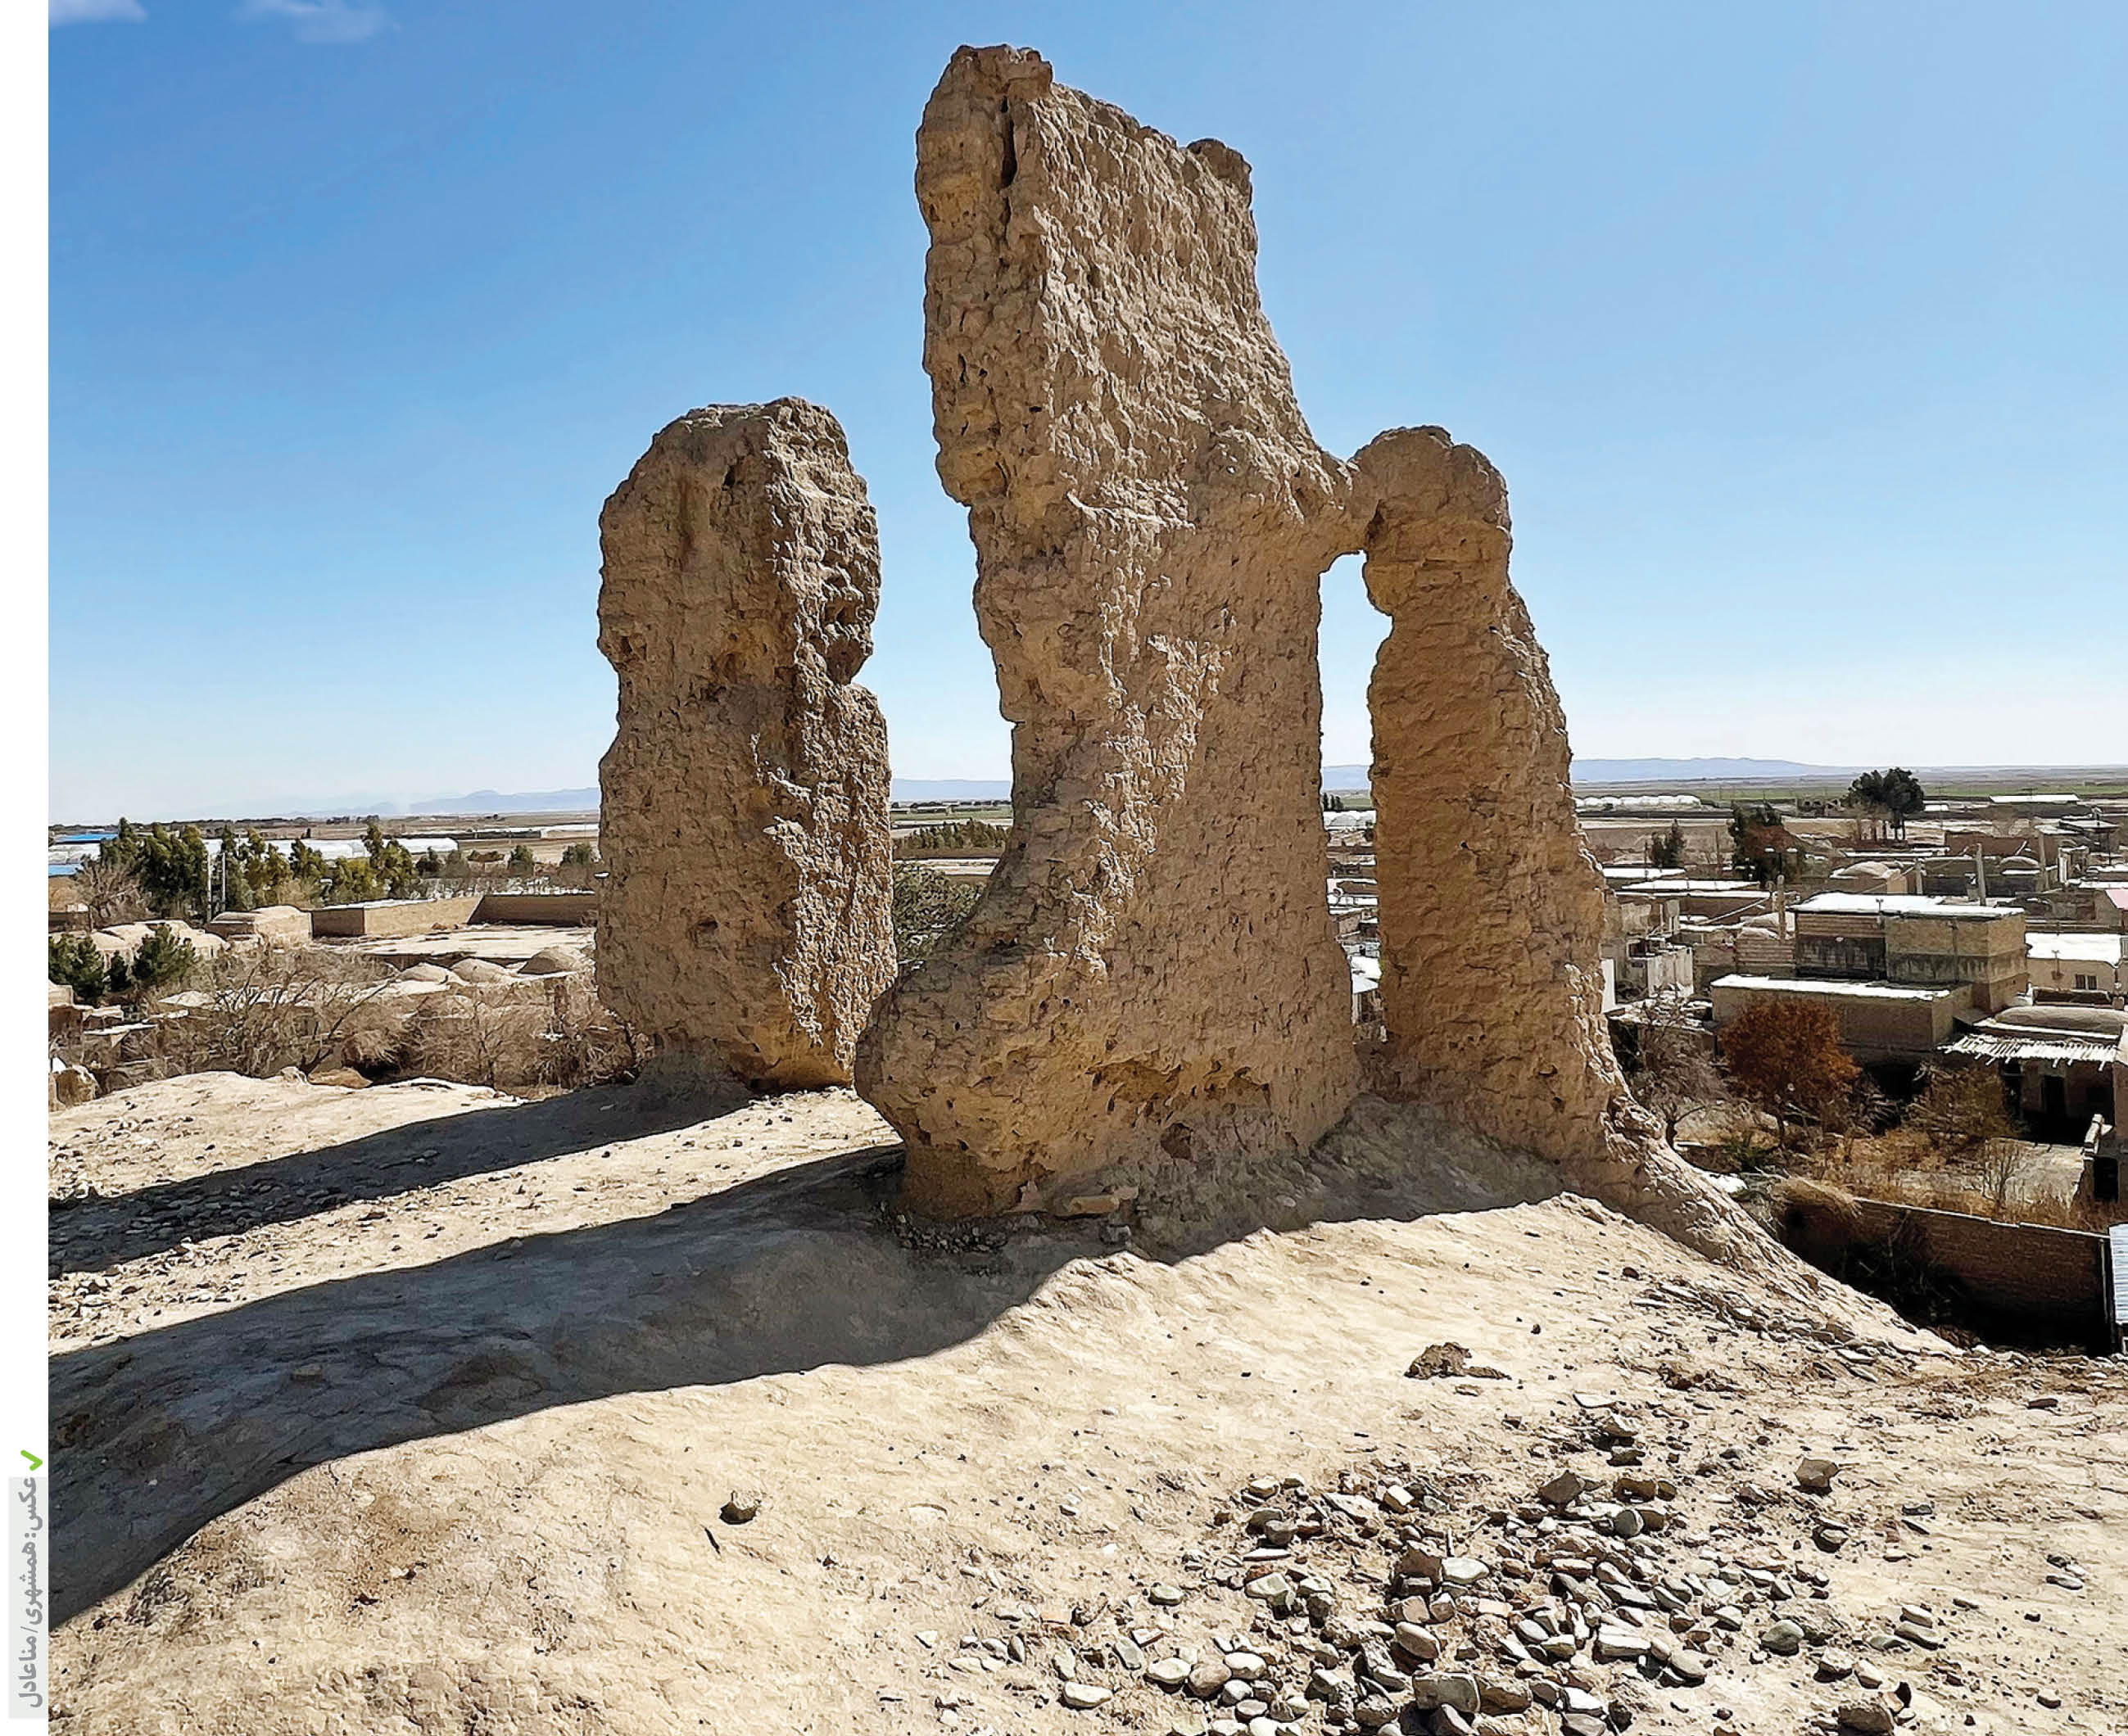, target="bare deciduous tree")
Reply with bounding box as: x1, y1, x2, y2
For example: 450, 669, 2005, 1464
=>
1626, 997, 1727, 1145
150, 946, 399, 1079
75, 856, 147, 928
1976, 1138, 2028, 1217
1905, 1065, 2017, 1155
